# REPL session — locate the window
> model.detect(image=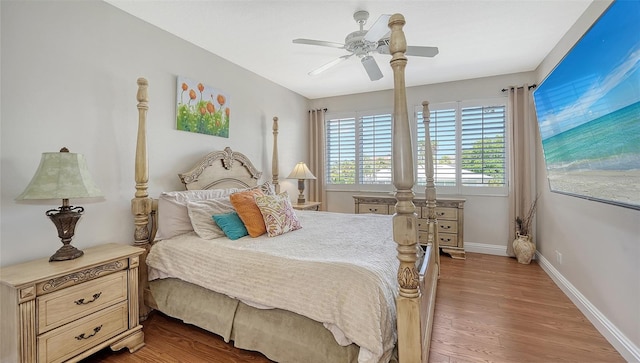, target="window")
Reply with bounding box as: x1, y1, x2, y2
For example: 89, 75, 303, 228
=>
417, 100, 507, 194
326, 112, 392, 186
326, 116, 356, 184
326, 99, 507, 195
